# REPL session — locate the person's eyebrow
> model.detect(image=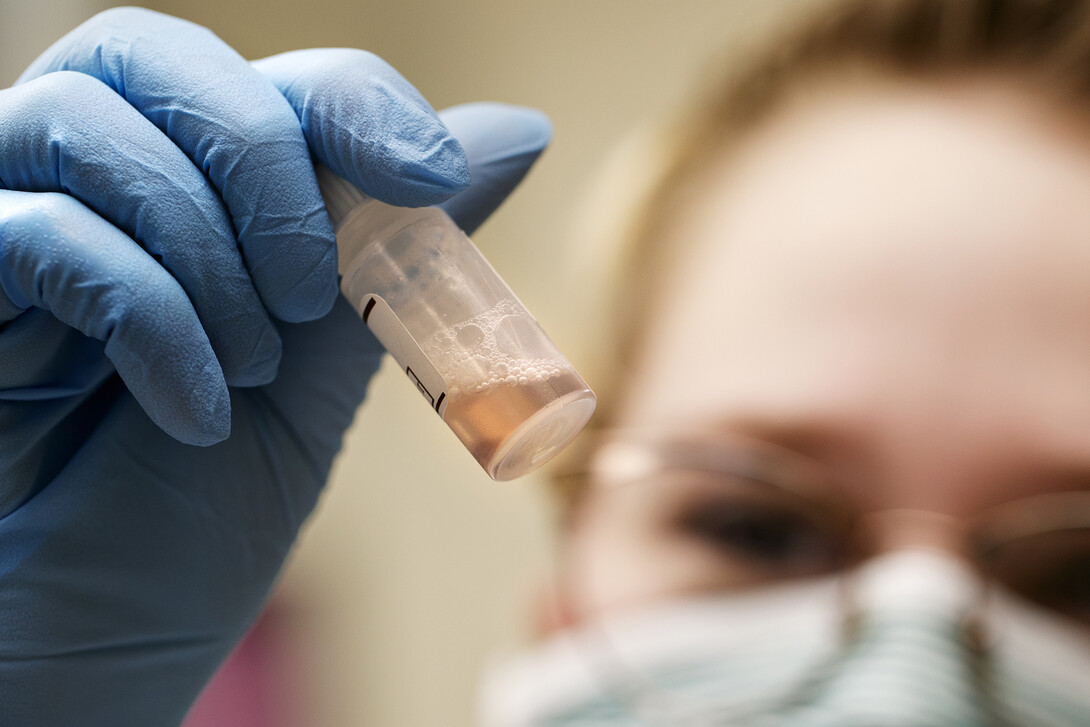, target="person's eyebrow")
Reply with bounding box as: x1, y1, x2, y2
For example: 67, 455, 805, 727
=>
722, 416, 1090, 512
976, 459, 1090, 509
706, 414, 865, 466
